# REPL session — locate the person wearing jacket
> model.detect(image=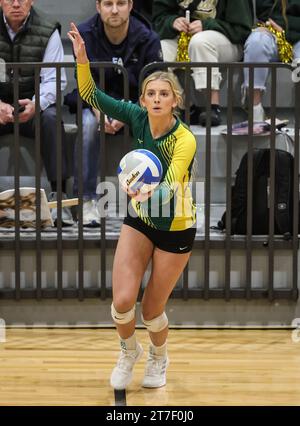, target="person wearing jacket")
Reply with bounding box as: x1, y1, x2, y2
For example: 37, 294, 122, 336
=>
0, 0, 73, 226
152, 0, 253, 126
243, 0, 300, 121
65, 0, 162, 226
